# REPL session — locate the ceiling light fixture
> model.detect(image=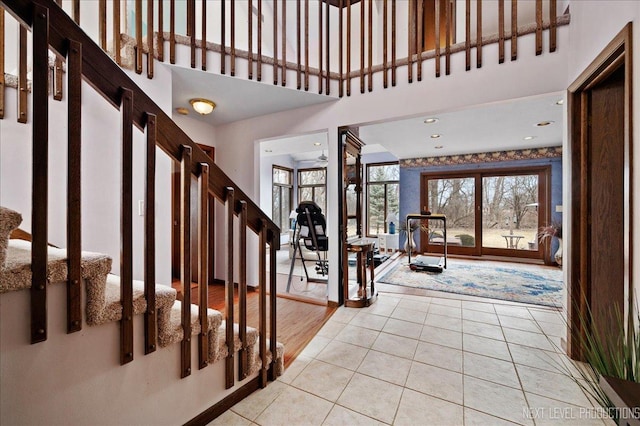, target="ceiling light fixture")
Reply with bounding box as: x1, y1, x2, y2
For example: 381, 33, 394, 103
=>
424, 118, 439, 124
523, 136, 536, 141
265, 149, 273, 153
313, 142, 322, 146
555, 99, 564, 105
189, 98, 216, 115
175, 107, 189, 115
434, 145, 444, 149
430, 134, 441, 139
536, 120, 555, 127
